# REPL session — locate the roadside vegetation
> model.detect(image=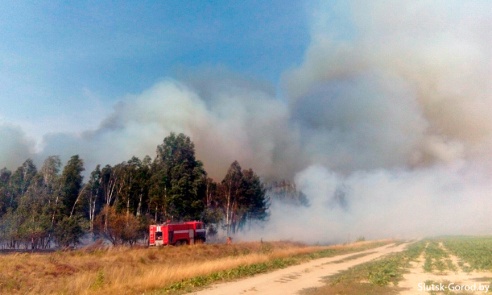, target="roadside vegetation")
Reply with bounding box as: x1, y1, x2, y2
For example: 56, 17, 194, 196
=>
0, 240, 388, 295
